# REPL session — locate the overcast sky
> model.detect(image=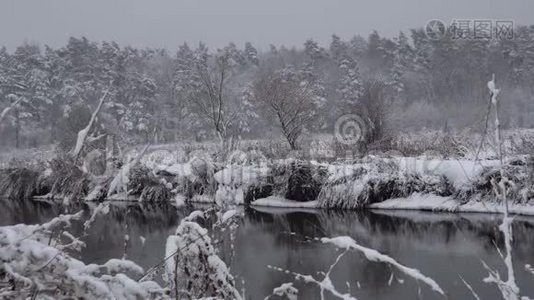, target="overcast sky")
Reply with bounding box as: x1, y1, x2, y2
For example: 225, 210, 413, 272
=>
1, 0, 533, 51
